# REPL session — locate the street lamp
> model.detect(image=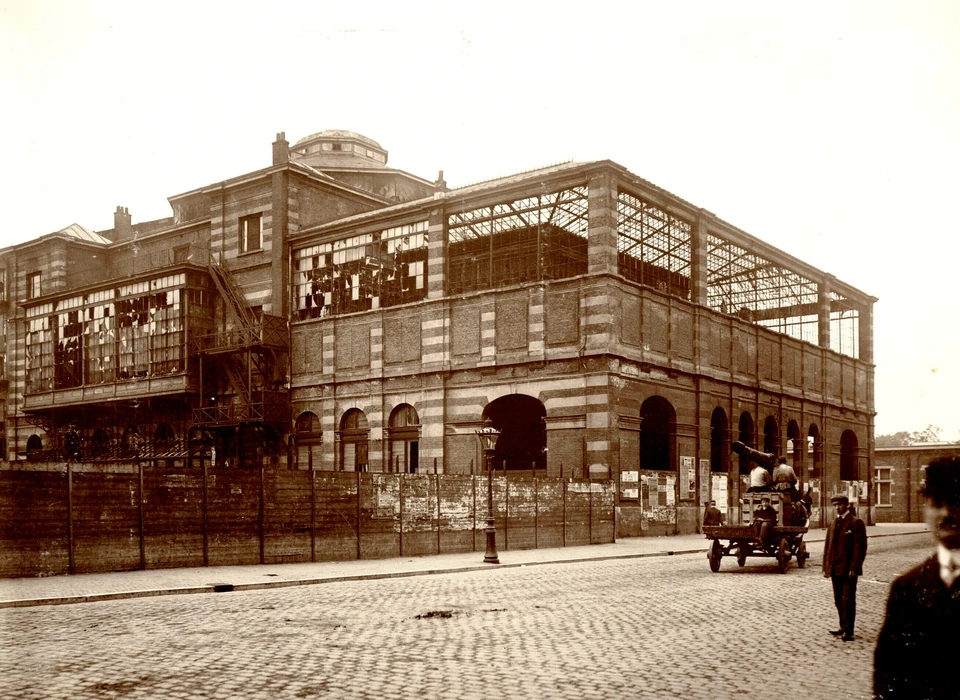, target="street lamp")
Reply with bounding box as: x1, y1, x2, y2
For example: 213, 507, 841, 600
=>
476, 419, 501, 564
